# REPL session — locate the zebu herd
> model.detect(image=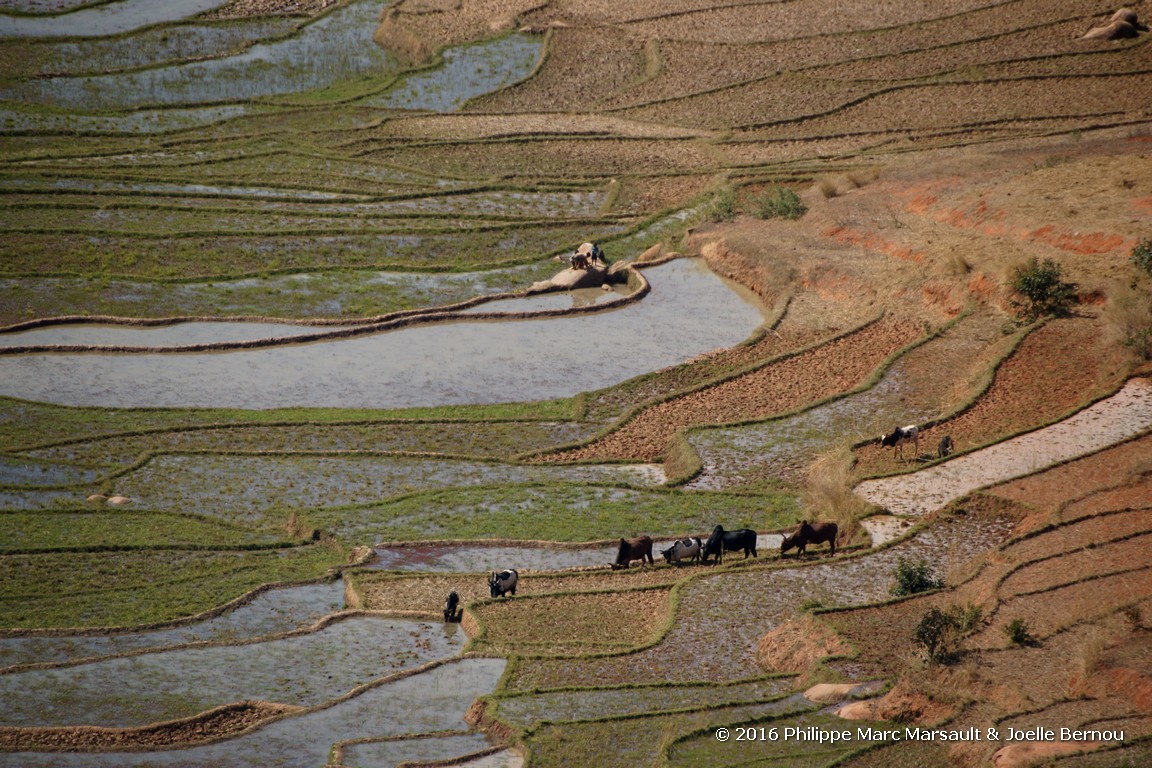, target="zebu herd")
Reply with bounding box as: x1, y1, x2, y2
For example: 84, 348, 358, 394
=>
467, 520, 840, 613
468, 424, 937, 608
